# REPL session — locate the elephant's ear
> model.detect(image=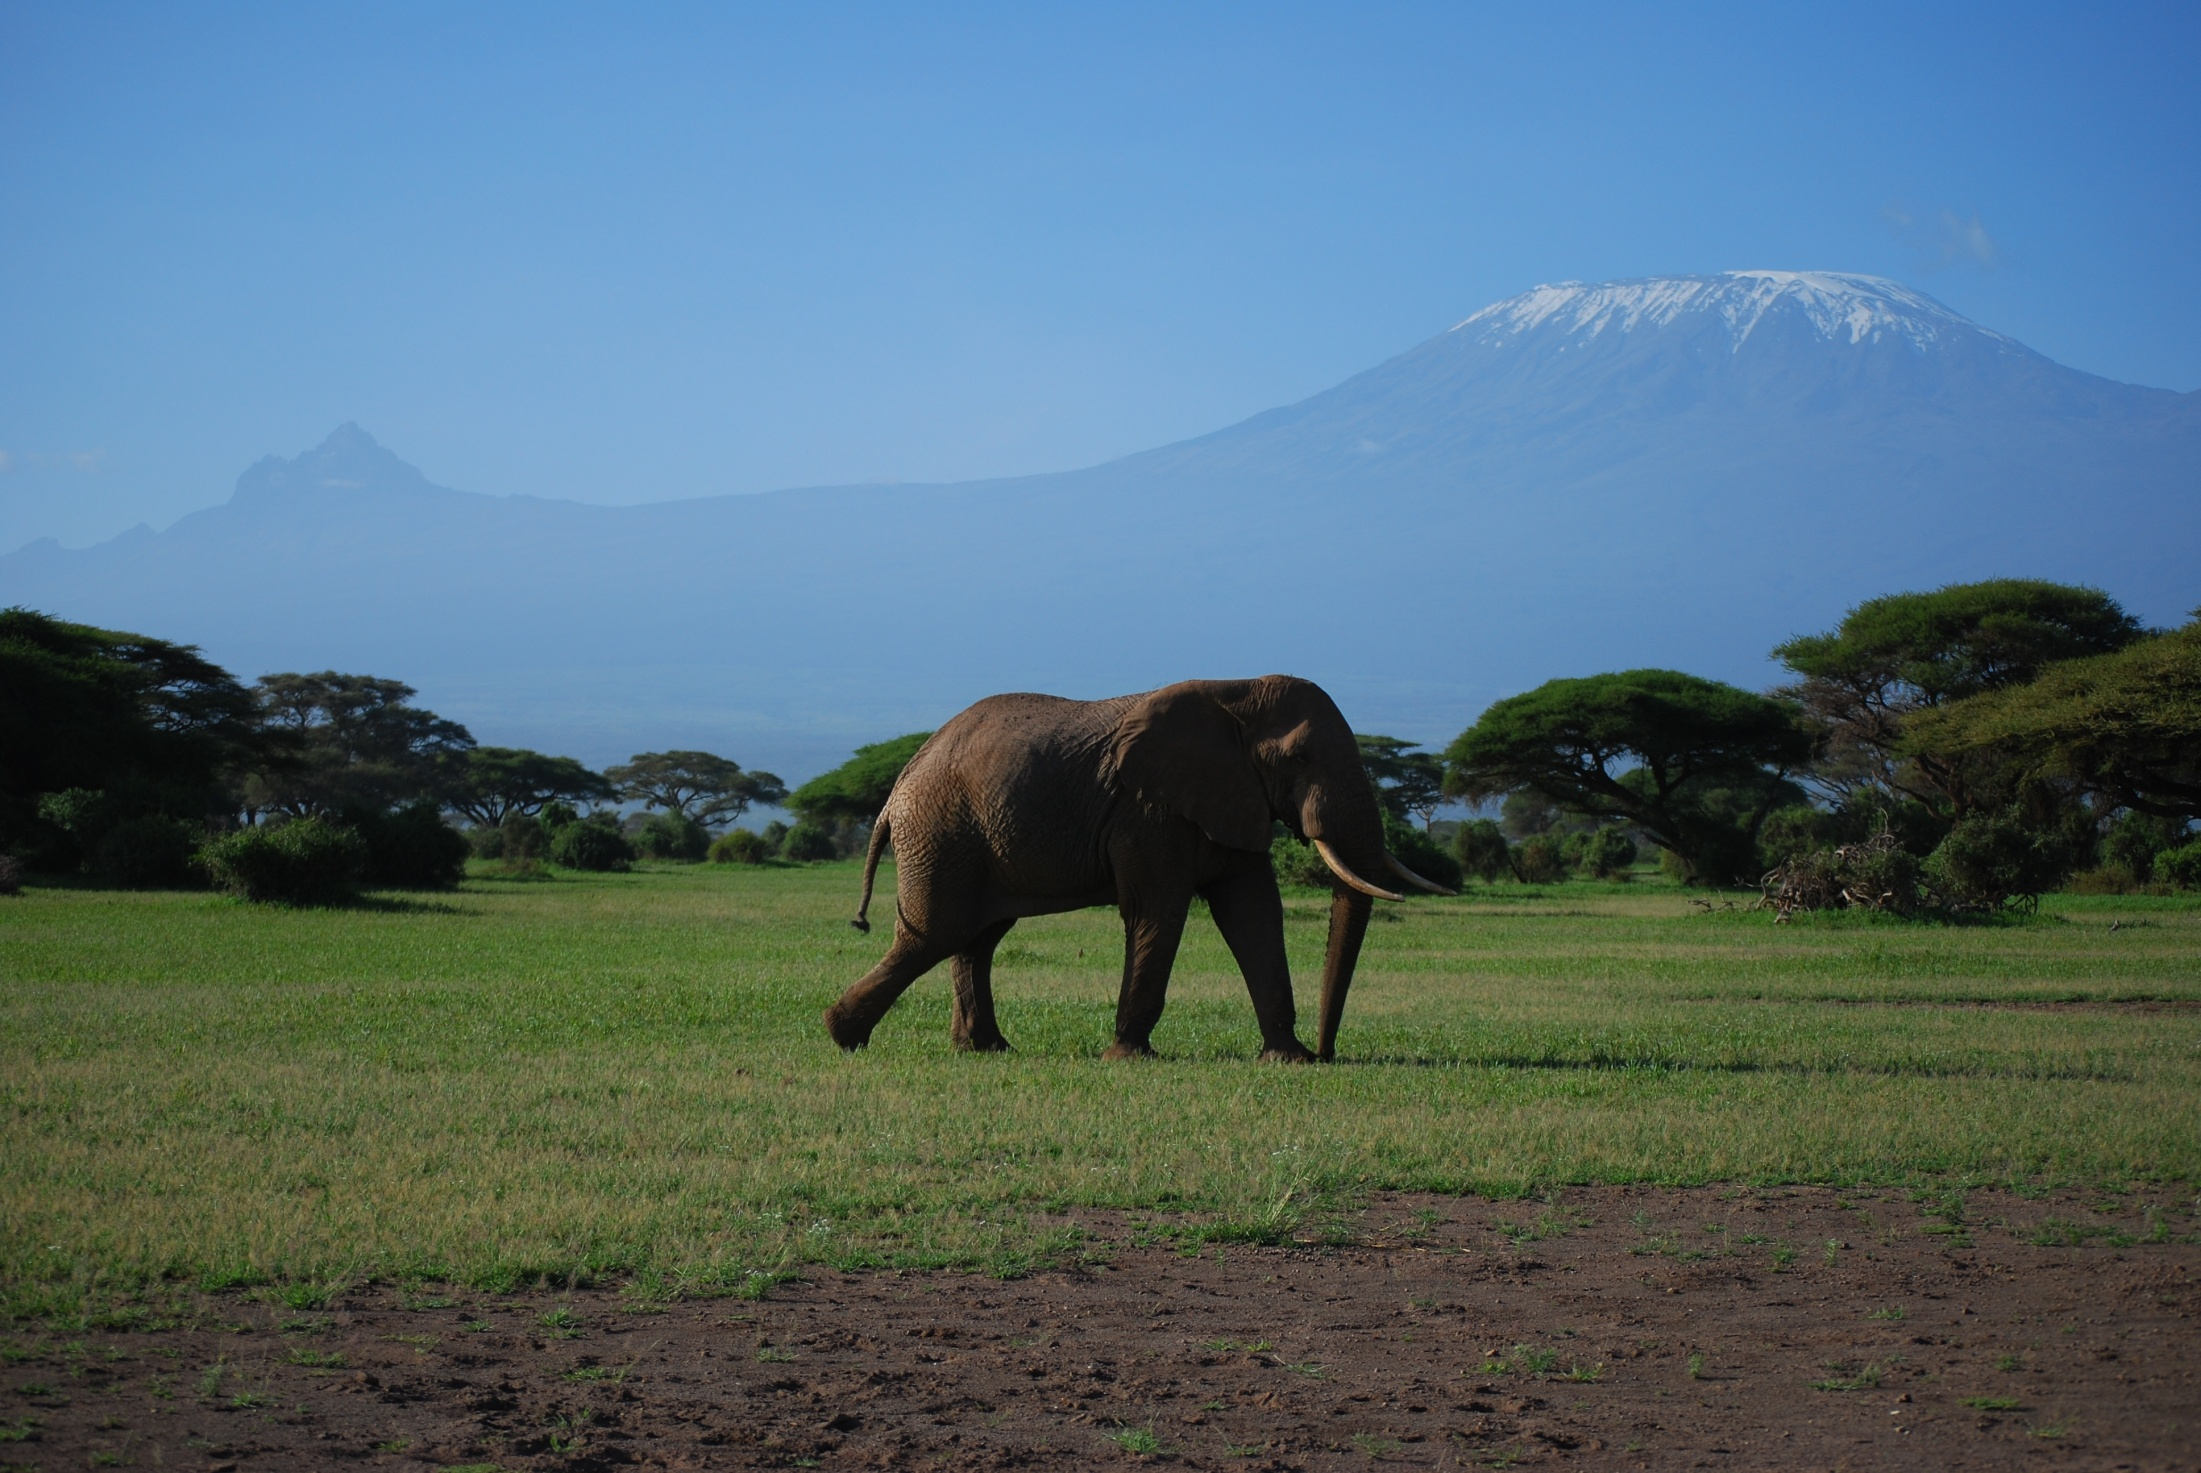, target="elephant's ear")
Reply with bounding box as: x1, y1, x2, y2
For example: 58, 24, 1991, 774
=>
1106, 684, 1274, 852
